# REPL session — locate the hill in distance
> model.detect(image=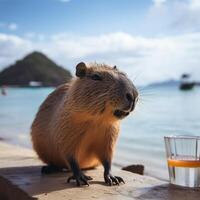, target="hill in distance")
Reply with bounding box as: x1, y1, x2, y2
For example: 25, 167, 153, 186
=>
147, 79, 180, 87
0, 51, 72, 87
